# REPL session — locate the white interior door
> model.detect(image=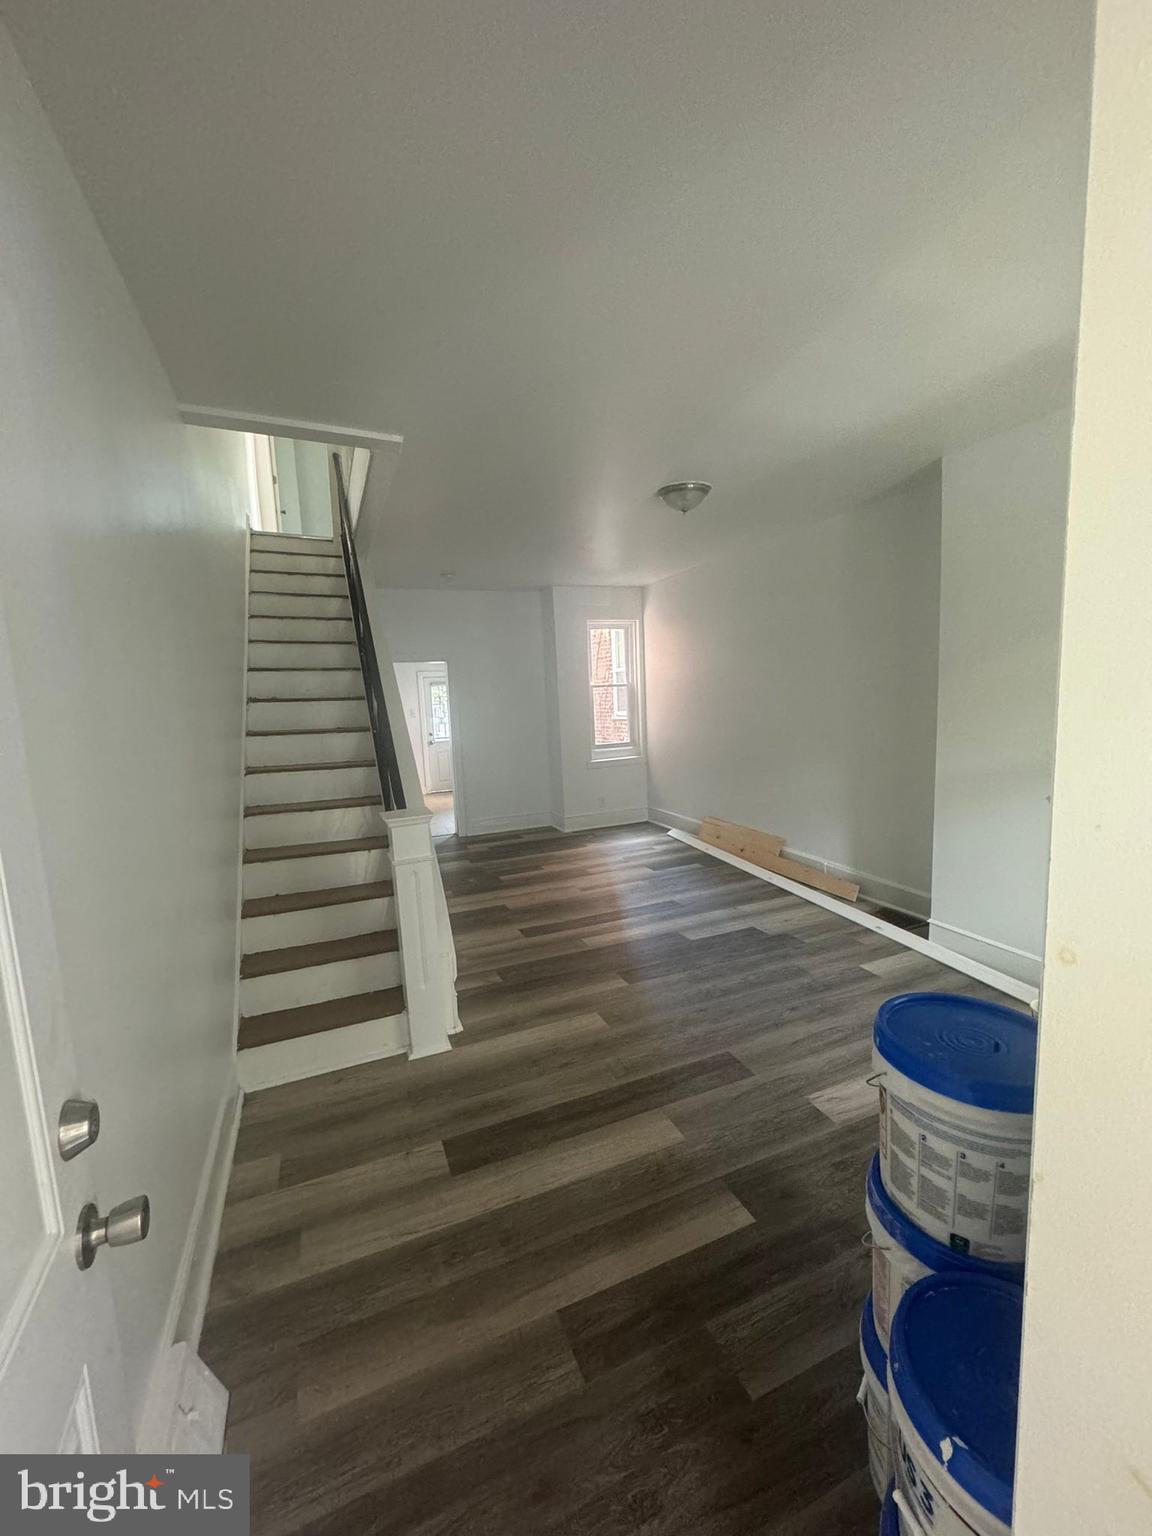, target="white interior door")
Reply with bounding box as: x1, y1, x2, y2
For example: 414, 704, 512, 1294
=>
0, 619, 131, 1453
419, 671, 453, 793
270, 437, 303, 535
